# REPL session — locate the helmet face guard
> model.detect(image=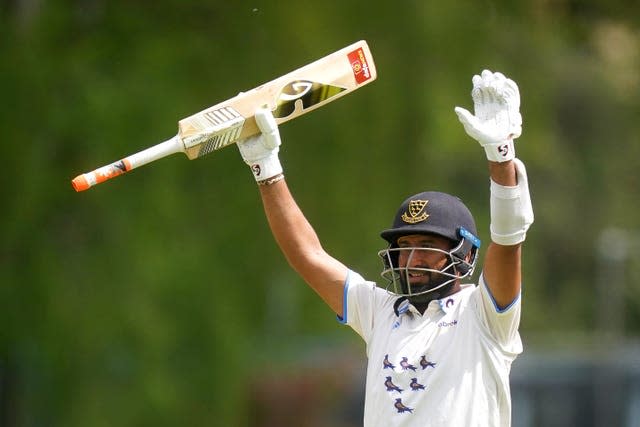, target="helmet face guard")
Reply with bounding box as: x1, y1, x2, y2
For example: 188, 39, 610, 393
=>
378, 192, 481, 299
378, 227, 480, 298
